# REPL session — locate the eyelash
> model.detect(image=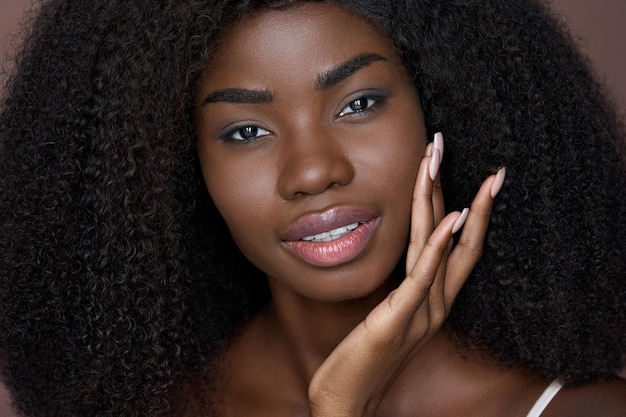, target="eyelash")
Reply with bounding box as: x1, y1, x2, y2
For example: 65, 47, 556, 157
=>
337, 92, 387, 118
220, 124, 272, 143
219, 92, 387, 143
